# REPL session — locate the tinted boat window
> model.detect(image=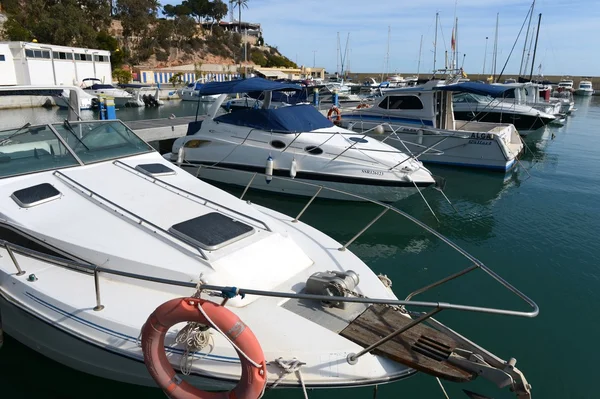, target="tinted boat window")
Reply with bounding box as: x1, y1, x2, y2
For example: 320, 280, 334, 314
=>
0, 225, 70, 260
0, 125, 79, 179
387, 96, 424, 110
